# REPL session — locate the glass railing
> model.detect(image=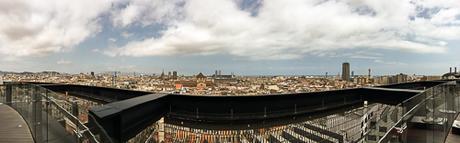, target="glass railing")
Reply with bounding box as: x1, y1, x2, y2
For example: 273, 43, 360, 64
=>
142, 103, 394, 143
366, 81, 460, 143
0, 83, 105, 143
140, 81, 460, 143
